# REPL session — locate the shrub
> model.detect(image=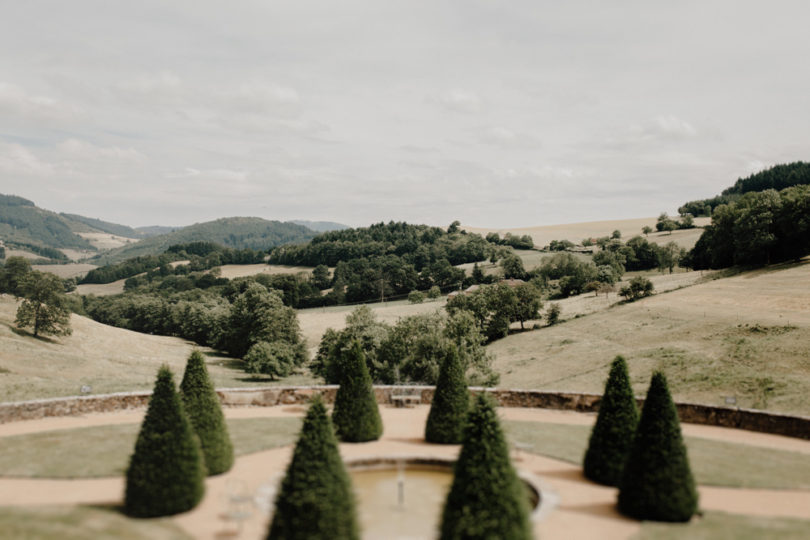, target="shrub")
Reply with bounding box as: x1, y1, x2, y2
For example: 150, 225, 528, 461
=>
545, 303, 562, 325
619, 276, 654, 301
244, 341, 299, 379
267, 396, 359, 540
125, 366, 205, 517
408, 290, 425, 304
331, 340, 383, 442
180, 350, 234, 476
618, 372, 698, 521
425, 345, 470, 444
427, 285, 442, 299
583, 356, 639, 486
439, 394, 532, 539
